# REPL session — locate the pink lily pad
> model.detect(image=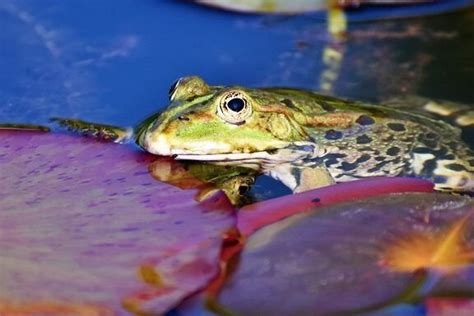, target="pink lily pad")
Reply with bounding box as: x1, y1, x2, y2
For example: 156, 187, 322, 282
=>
0, 131, 235, 314
218, 193, 474, 315
238, 177, 434, 236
